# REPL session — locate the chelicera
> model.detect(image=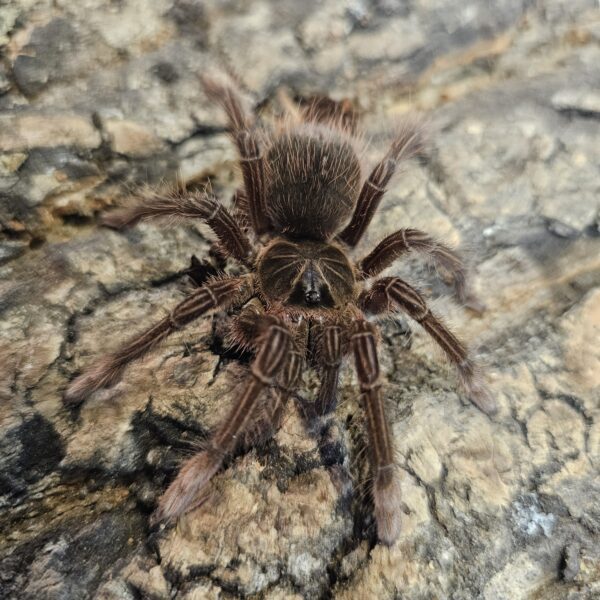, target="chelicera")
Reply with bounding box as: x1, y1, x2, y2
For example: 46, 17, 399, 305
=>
65, 76, 495, 545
